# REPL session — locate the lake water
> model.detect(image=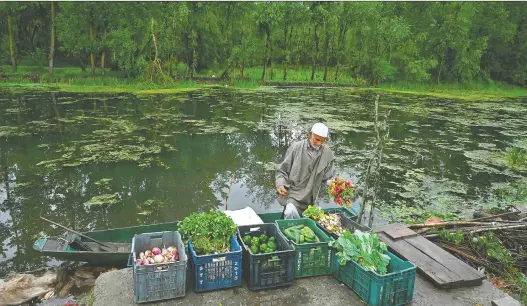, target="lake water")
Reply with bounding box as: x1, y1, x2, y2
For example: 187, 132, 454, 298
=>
0, 87, 526, 273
